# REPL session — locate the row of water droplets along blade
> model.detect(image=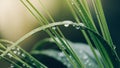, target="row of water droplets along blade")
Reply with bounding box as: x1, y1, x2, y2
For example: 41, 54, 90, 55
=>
51, 21, 85, 30
7, 46, 38, 68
